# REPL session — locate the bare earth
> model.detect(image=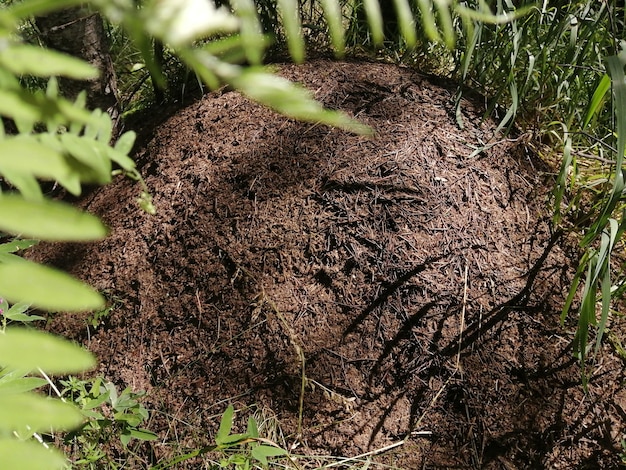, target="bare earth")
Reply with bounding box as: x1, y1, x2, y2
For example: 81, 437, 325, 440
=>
31, 60, 626, 468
